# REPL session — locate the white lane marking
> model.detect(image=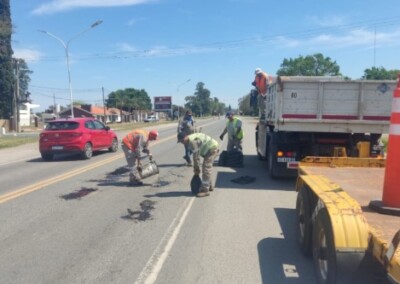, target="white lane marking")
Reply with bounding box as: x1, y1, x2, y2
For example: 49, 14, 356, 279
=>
134, 197, 195, 284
